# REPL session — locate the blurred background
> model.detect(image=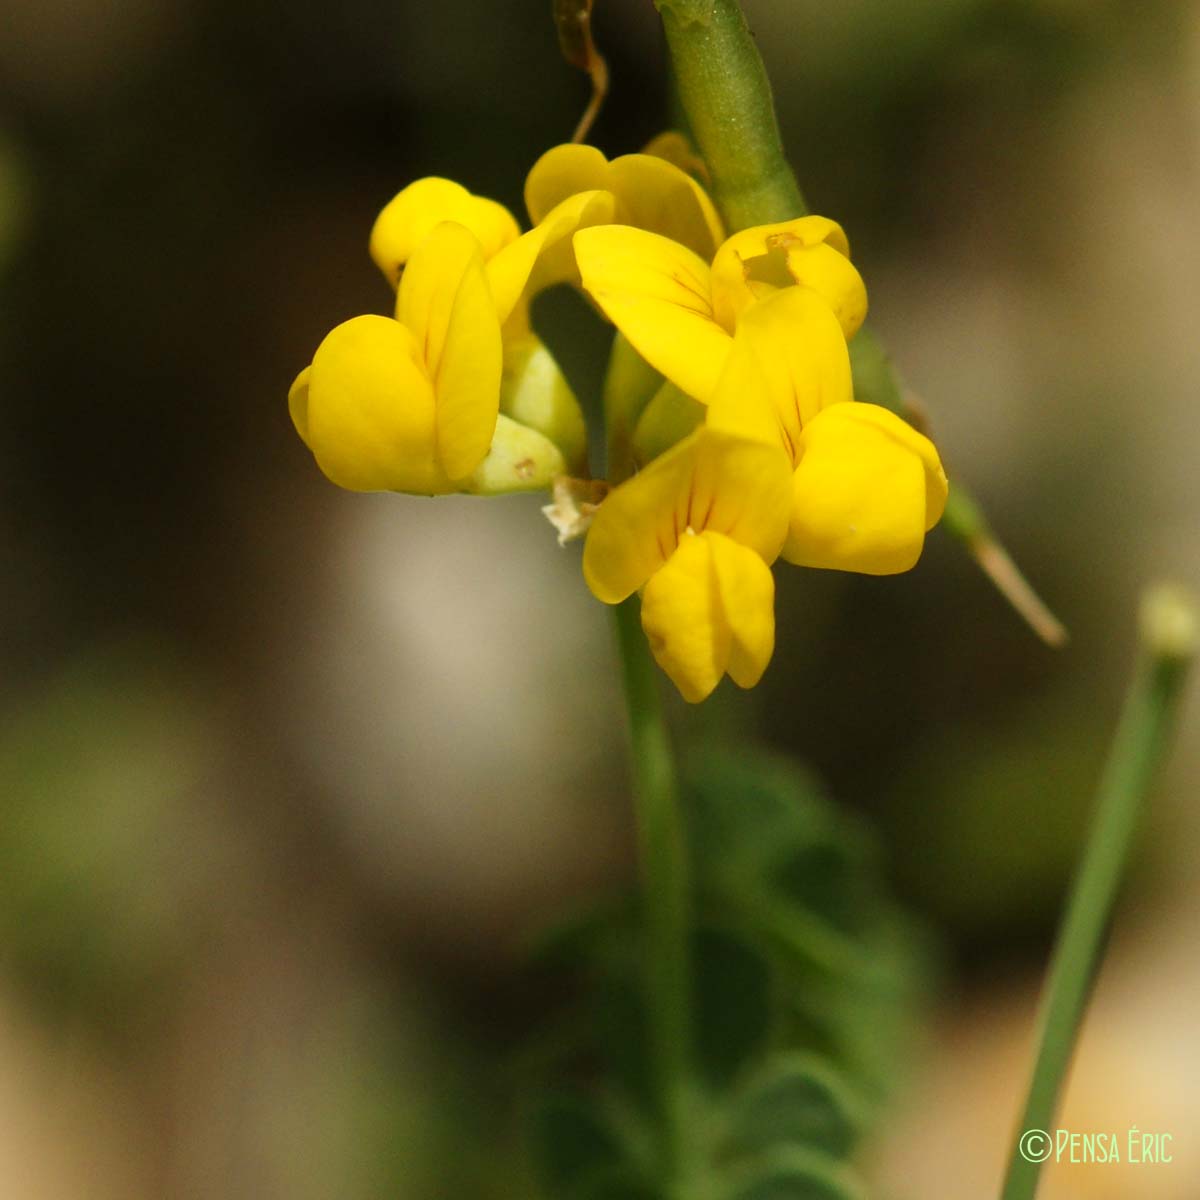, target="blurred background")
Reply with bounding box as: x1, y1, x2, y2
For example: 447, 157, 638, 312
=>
1, 0, 1199, 1194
